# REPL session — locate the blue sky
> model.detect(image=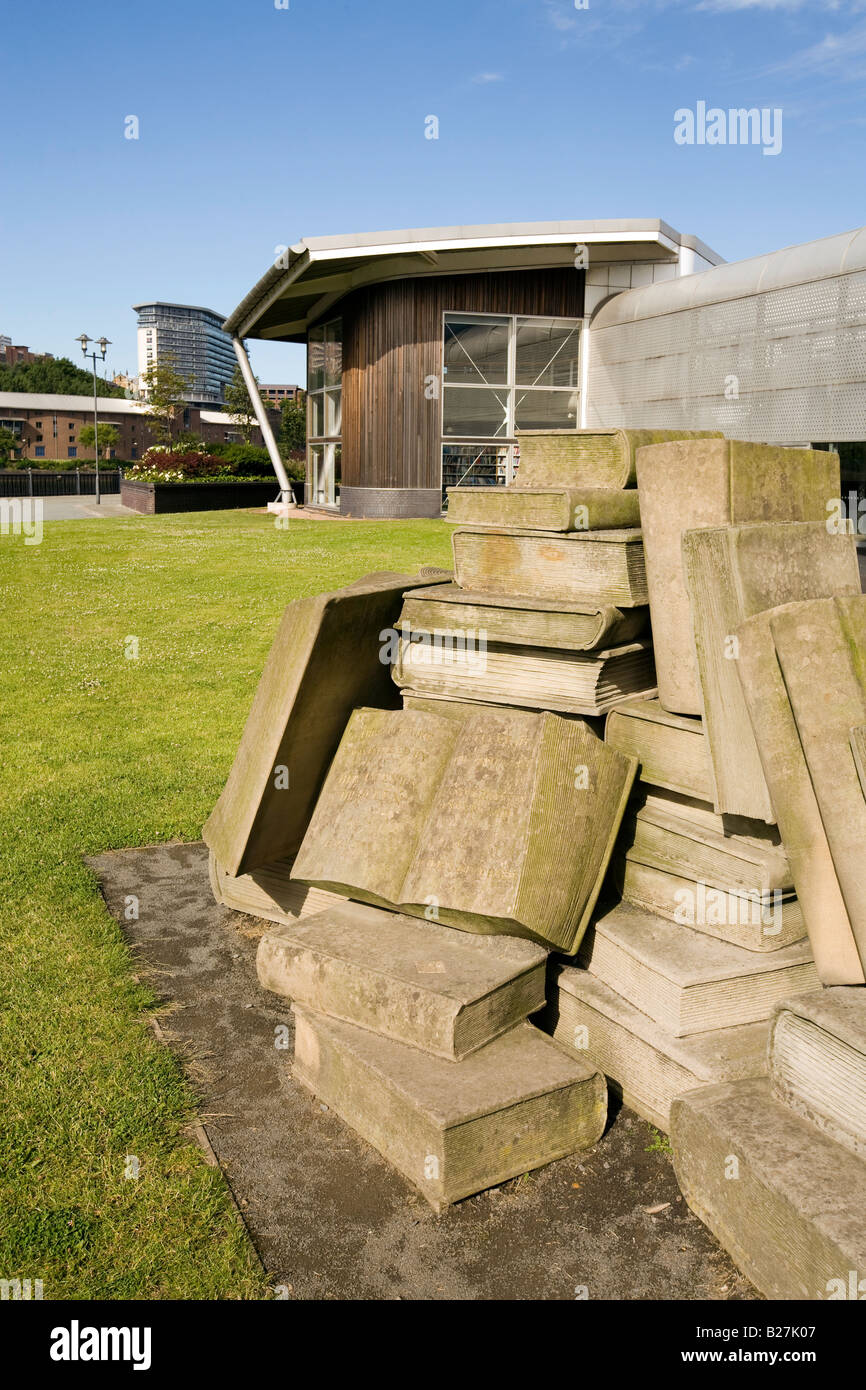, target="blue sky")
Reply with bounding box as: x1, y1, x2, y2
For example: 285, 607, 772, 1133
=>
2, 0, 865, 387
